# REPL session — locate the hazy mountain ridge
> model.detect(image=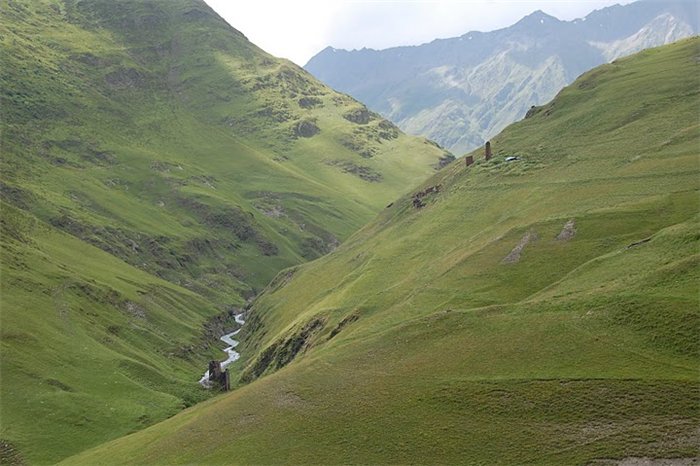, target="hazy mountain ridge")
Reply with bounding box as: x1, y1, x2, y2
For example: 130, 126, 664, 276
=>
306, 0, 699, 154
